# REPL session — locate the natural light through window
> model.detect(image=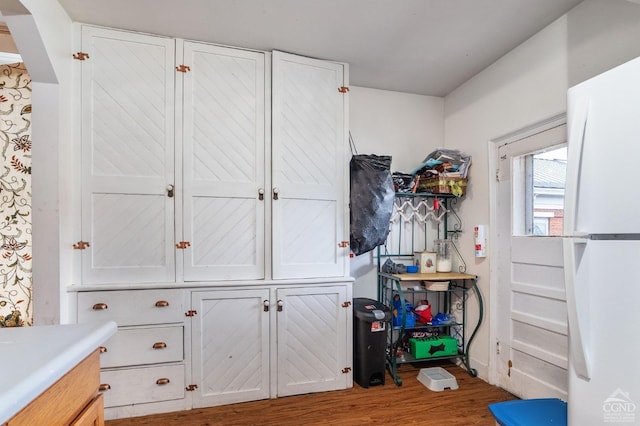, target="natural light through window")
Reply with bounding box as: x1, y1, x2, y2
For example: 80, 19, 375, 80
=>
514, 145, 567, 236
